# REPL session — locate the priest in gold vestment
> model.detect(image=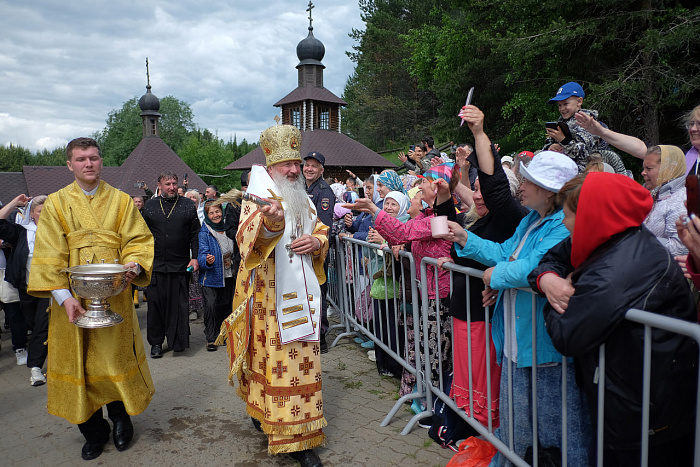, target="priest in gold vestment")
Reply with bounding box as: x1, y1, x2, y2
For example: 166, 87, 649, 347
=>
27, 137, 154, 461
217, 125, 328, 467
